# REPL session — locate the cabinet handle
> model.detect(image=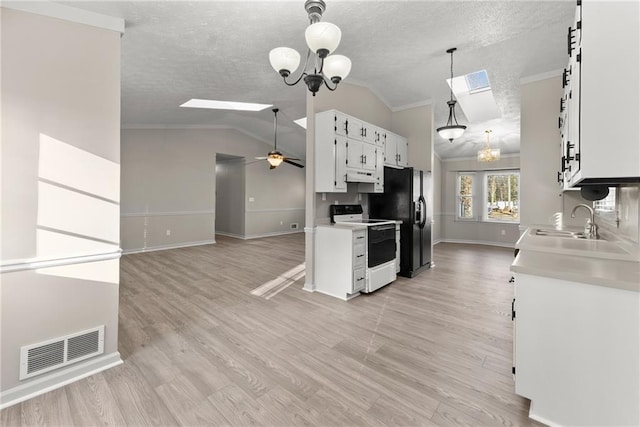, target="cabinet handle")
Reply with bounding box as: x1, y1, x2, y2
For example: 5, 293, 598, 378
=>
356, 277, 364, 282
567, 26, 576, 56
560, 97, 566, 113
557, 171, 563, 183
356, 236, 364, 240
562, 68, 570, 88
345, 119, 349, 135
566, 142, 575, 162
364, 155, 367, 163
356, 254, 364, 258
